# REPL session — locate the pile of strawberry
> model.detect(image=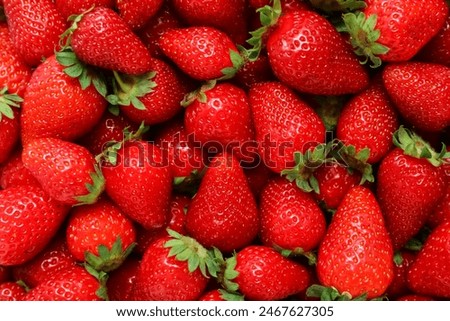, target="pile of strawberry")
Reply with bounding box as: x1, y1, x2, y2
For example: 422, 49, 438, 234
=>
0, 0, 449, 302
